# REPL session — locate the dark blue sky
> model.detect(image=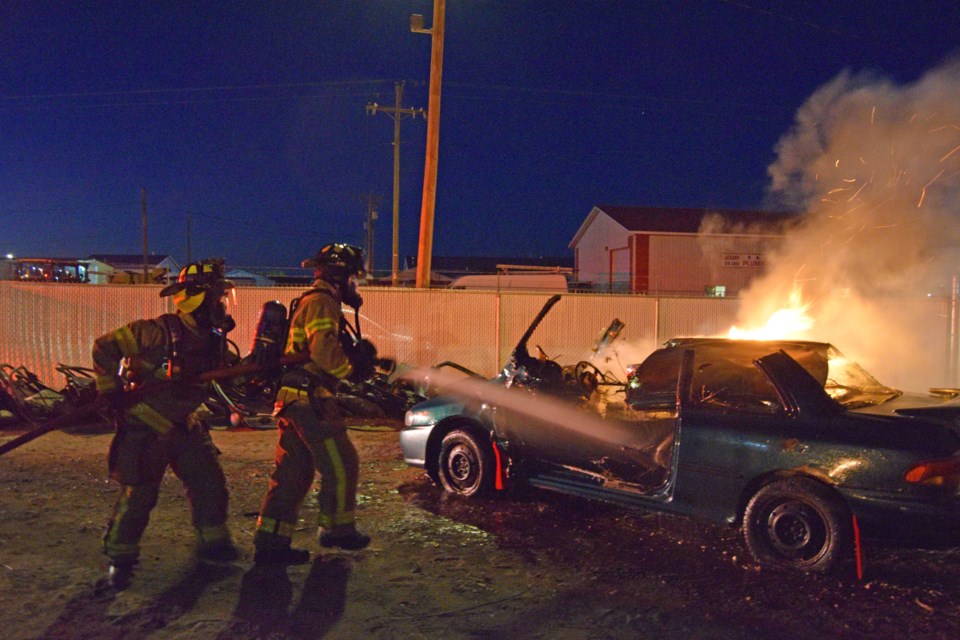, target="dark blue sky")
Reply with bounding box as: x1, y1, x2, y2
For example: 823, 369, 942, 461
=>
2, 1, 958, 273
